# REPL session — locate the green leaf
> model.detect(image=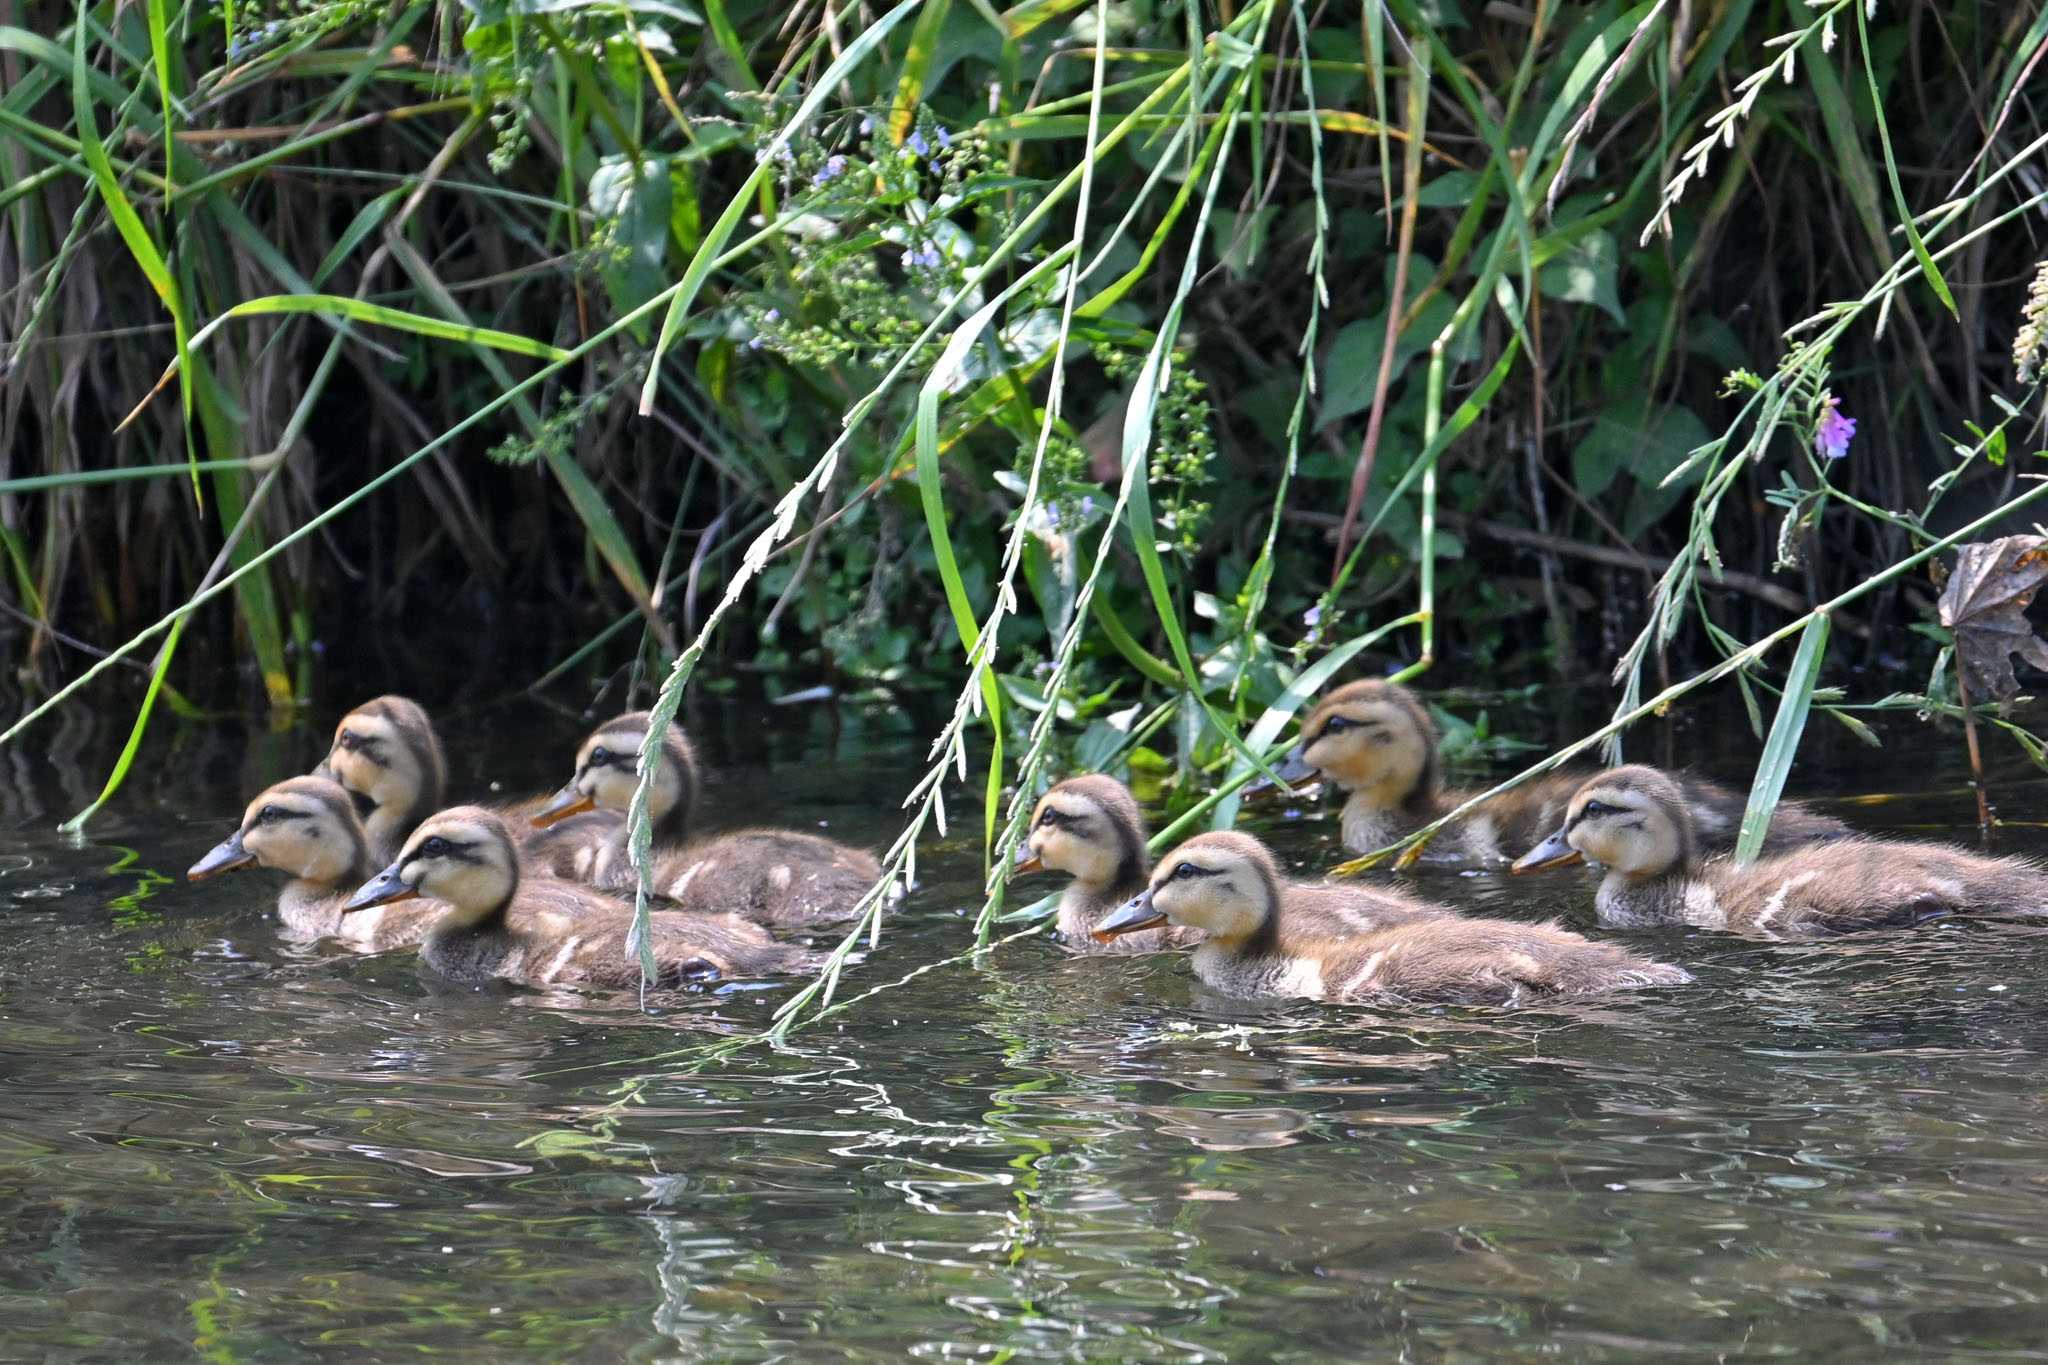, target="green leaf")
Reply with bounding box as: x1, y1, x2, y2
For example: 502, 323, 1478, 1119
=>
1735, 613, 1830, 865
590, 156, 674, 338
1537, 227, 1622, 323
